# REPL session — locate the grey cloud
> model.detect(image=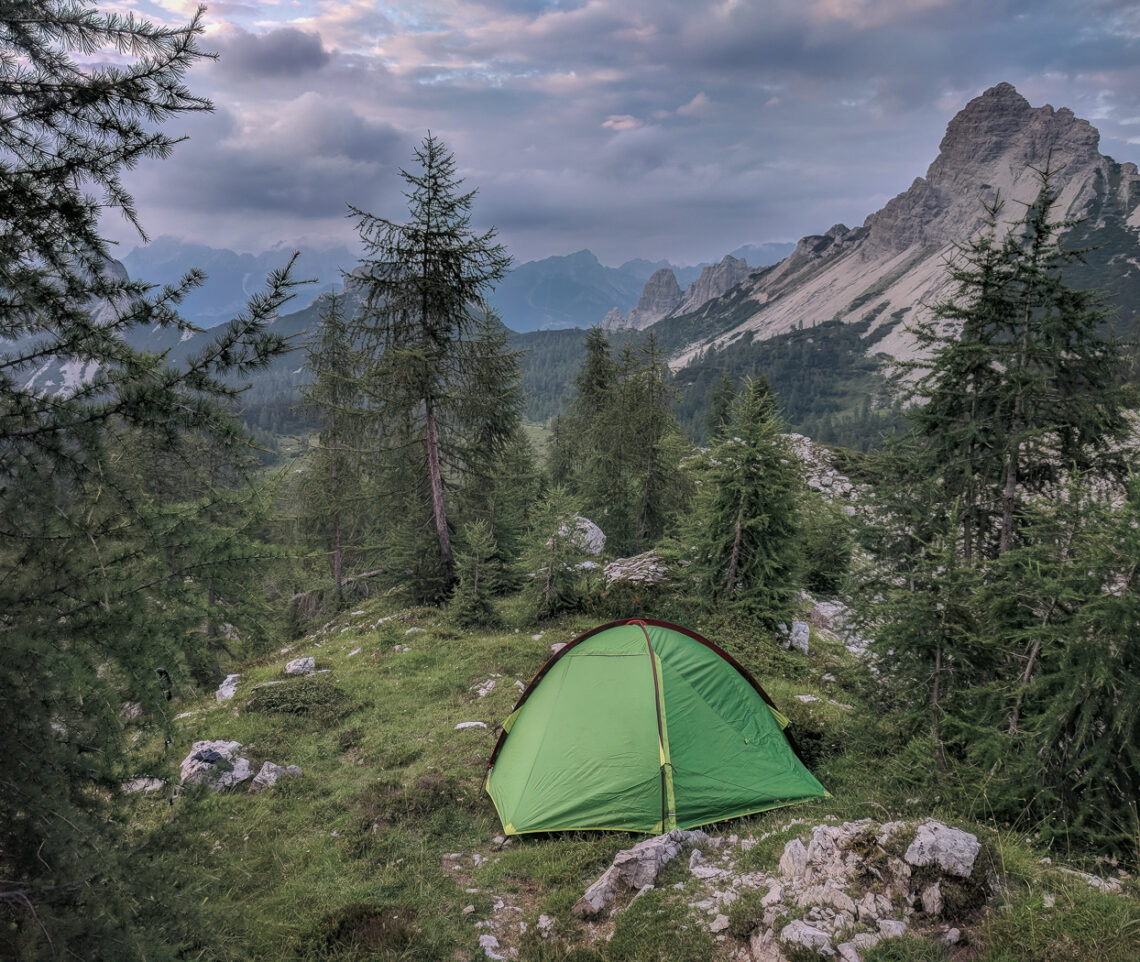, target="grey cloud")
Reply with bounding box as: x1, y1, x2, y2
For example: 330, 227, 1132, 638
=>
216, 27, 331, 78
